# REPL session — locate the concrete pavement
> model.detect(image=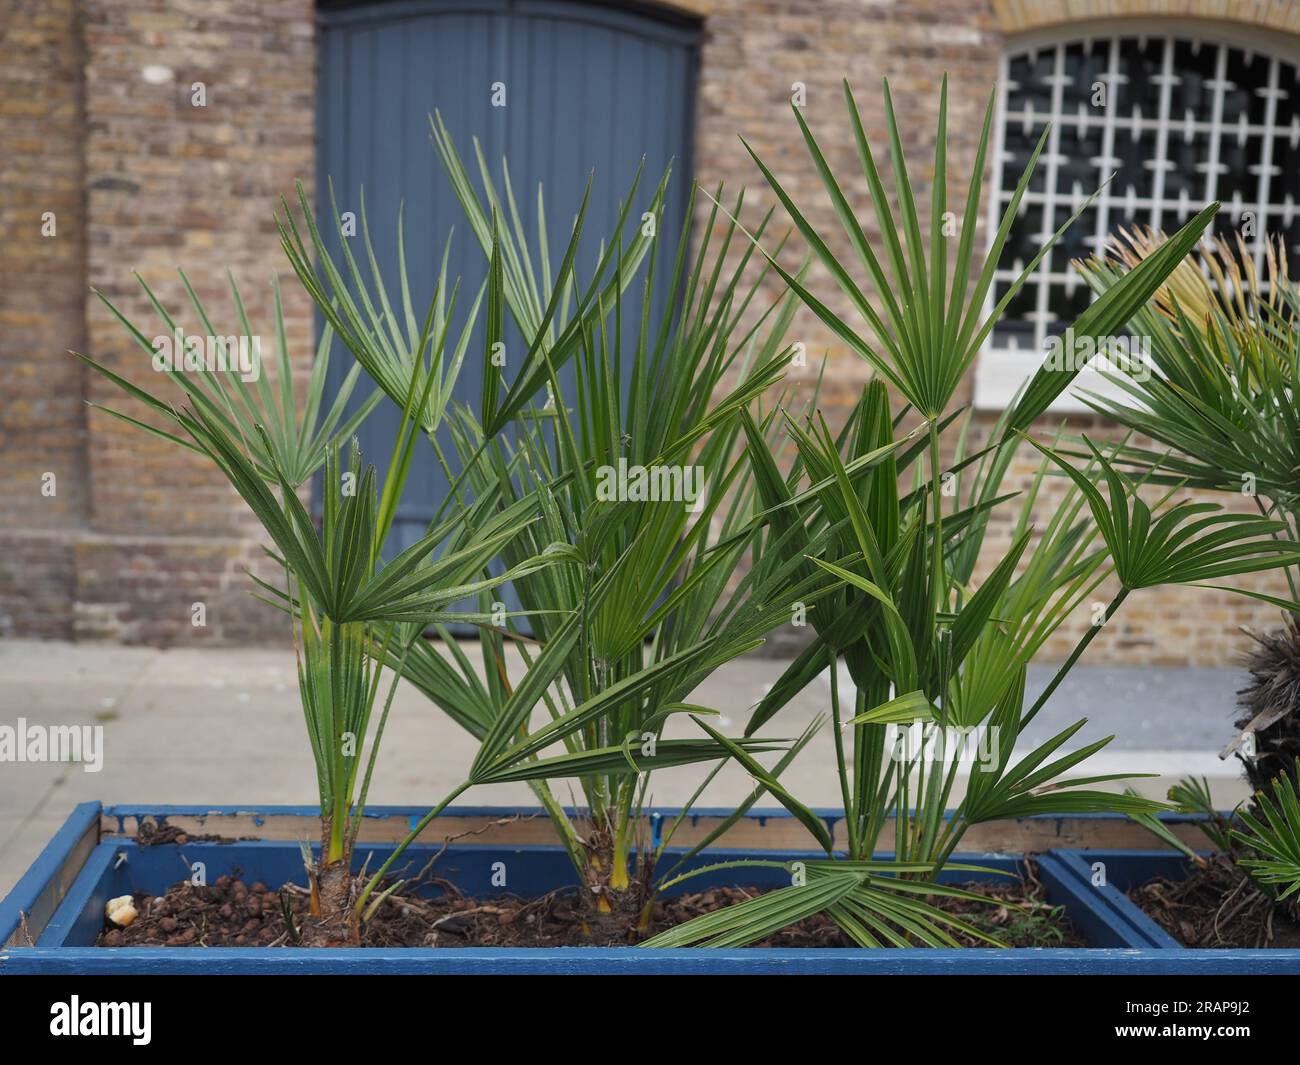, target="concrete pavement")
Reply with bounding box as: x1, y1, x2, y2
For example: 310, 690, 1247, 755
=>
0, 639, 1253, 897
